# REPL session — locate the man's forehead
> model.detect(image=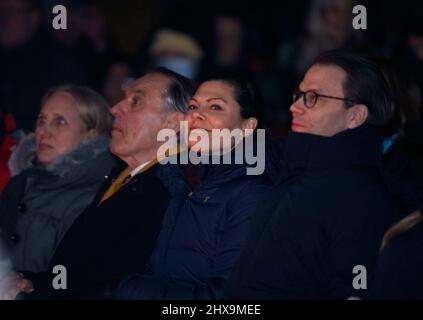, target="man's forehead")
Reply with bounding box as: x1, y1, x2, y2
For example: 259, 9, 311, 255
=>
125, 73, 169, 94
301, 64, 346, 91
